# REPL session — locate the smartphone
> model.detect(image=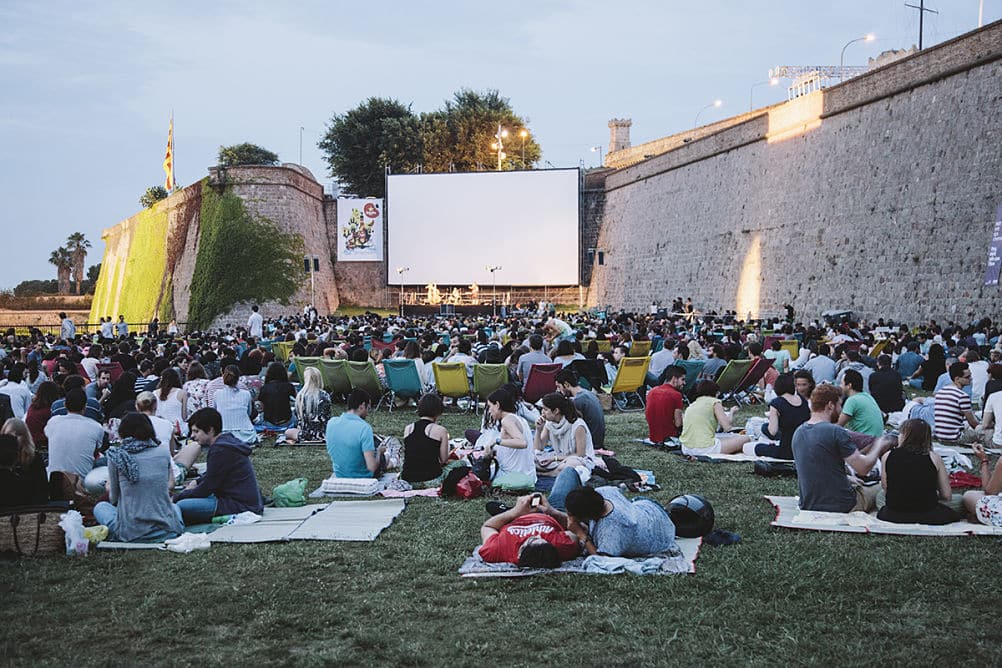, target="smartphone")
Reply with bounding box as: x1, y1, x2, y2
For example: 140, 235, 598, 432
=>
530, 494, 541, 508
